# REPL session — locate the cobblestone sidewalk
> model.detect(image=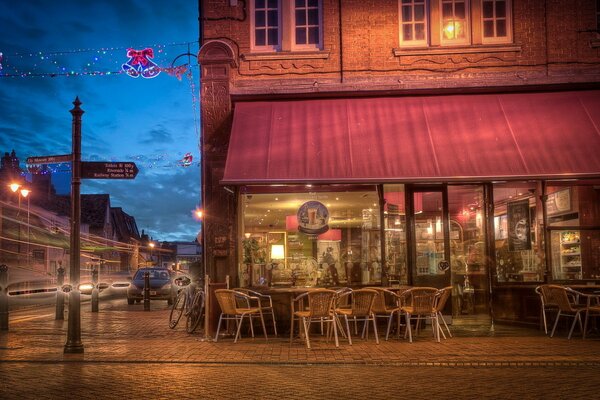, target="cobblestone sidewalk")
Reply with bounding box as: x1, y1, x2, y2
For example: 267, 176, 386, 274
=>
1, 302, 600, 366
